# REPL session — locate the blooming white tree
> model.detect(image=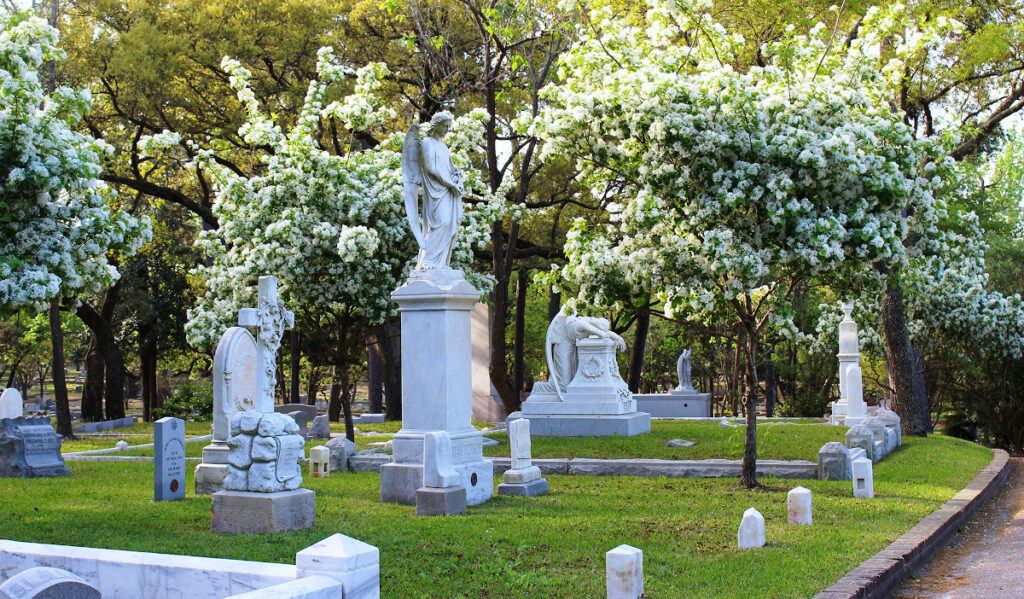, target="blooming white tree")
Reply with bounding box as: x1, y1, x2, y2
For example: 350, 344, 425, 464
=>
532, 0, 945, 486
0, 14, 150, 310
